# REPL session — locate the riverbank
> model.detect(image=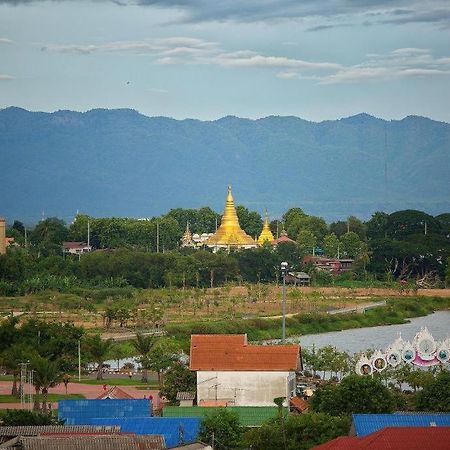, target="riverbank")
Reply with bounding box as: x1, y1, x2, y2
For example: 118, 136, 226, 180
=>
166, 296, 450, 349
